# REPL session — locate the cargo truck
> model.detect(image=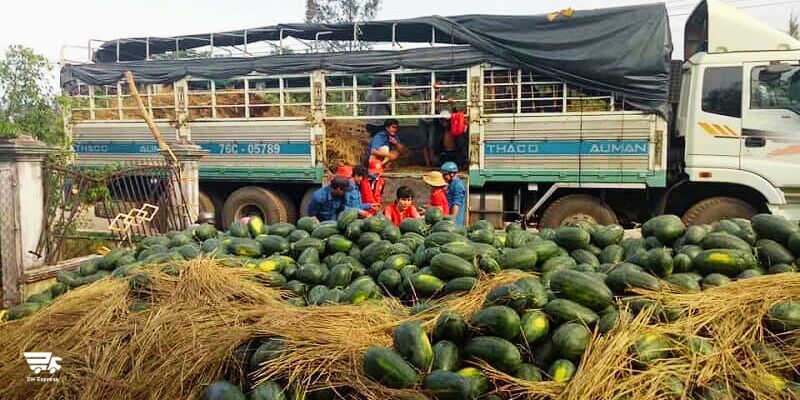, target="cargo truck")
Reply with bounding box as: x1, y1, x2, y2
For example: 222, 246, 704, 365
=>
60, 0, 800, 228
